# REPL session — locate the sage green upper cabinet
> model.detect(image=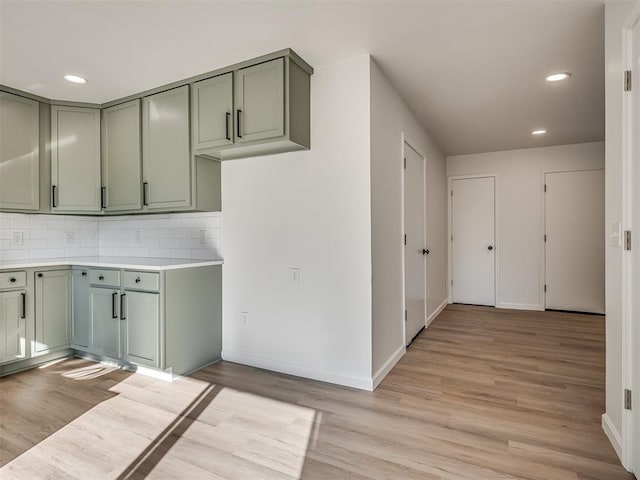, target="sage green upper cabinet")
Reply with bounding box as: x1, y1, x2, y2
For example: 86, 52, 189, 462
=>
142, 86, 191, 210
51, 106, 101, 212
34, 270, 71, 355
0, 92, 39, 211
102, 99, 142, 212
194, 54, 312, 161
235, 58, 284, 144
192, 73, 233, 150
